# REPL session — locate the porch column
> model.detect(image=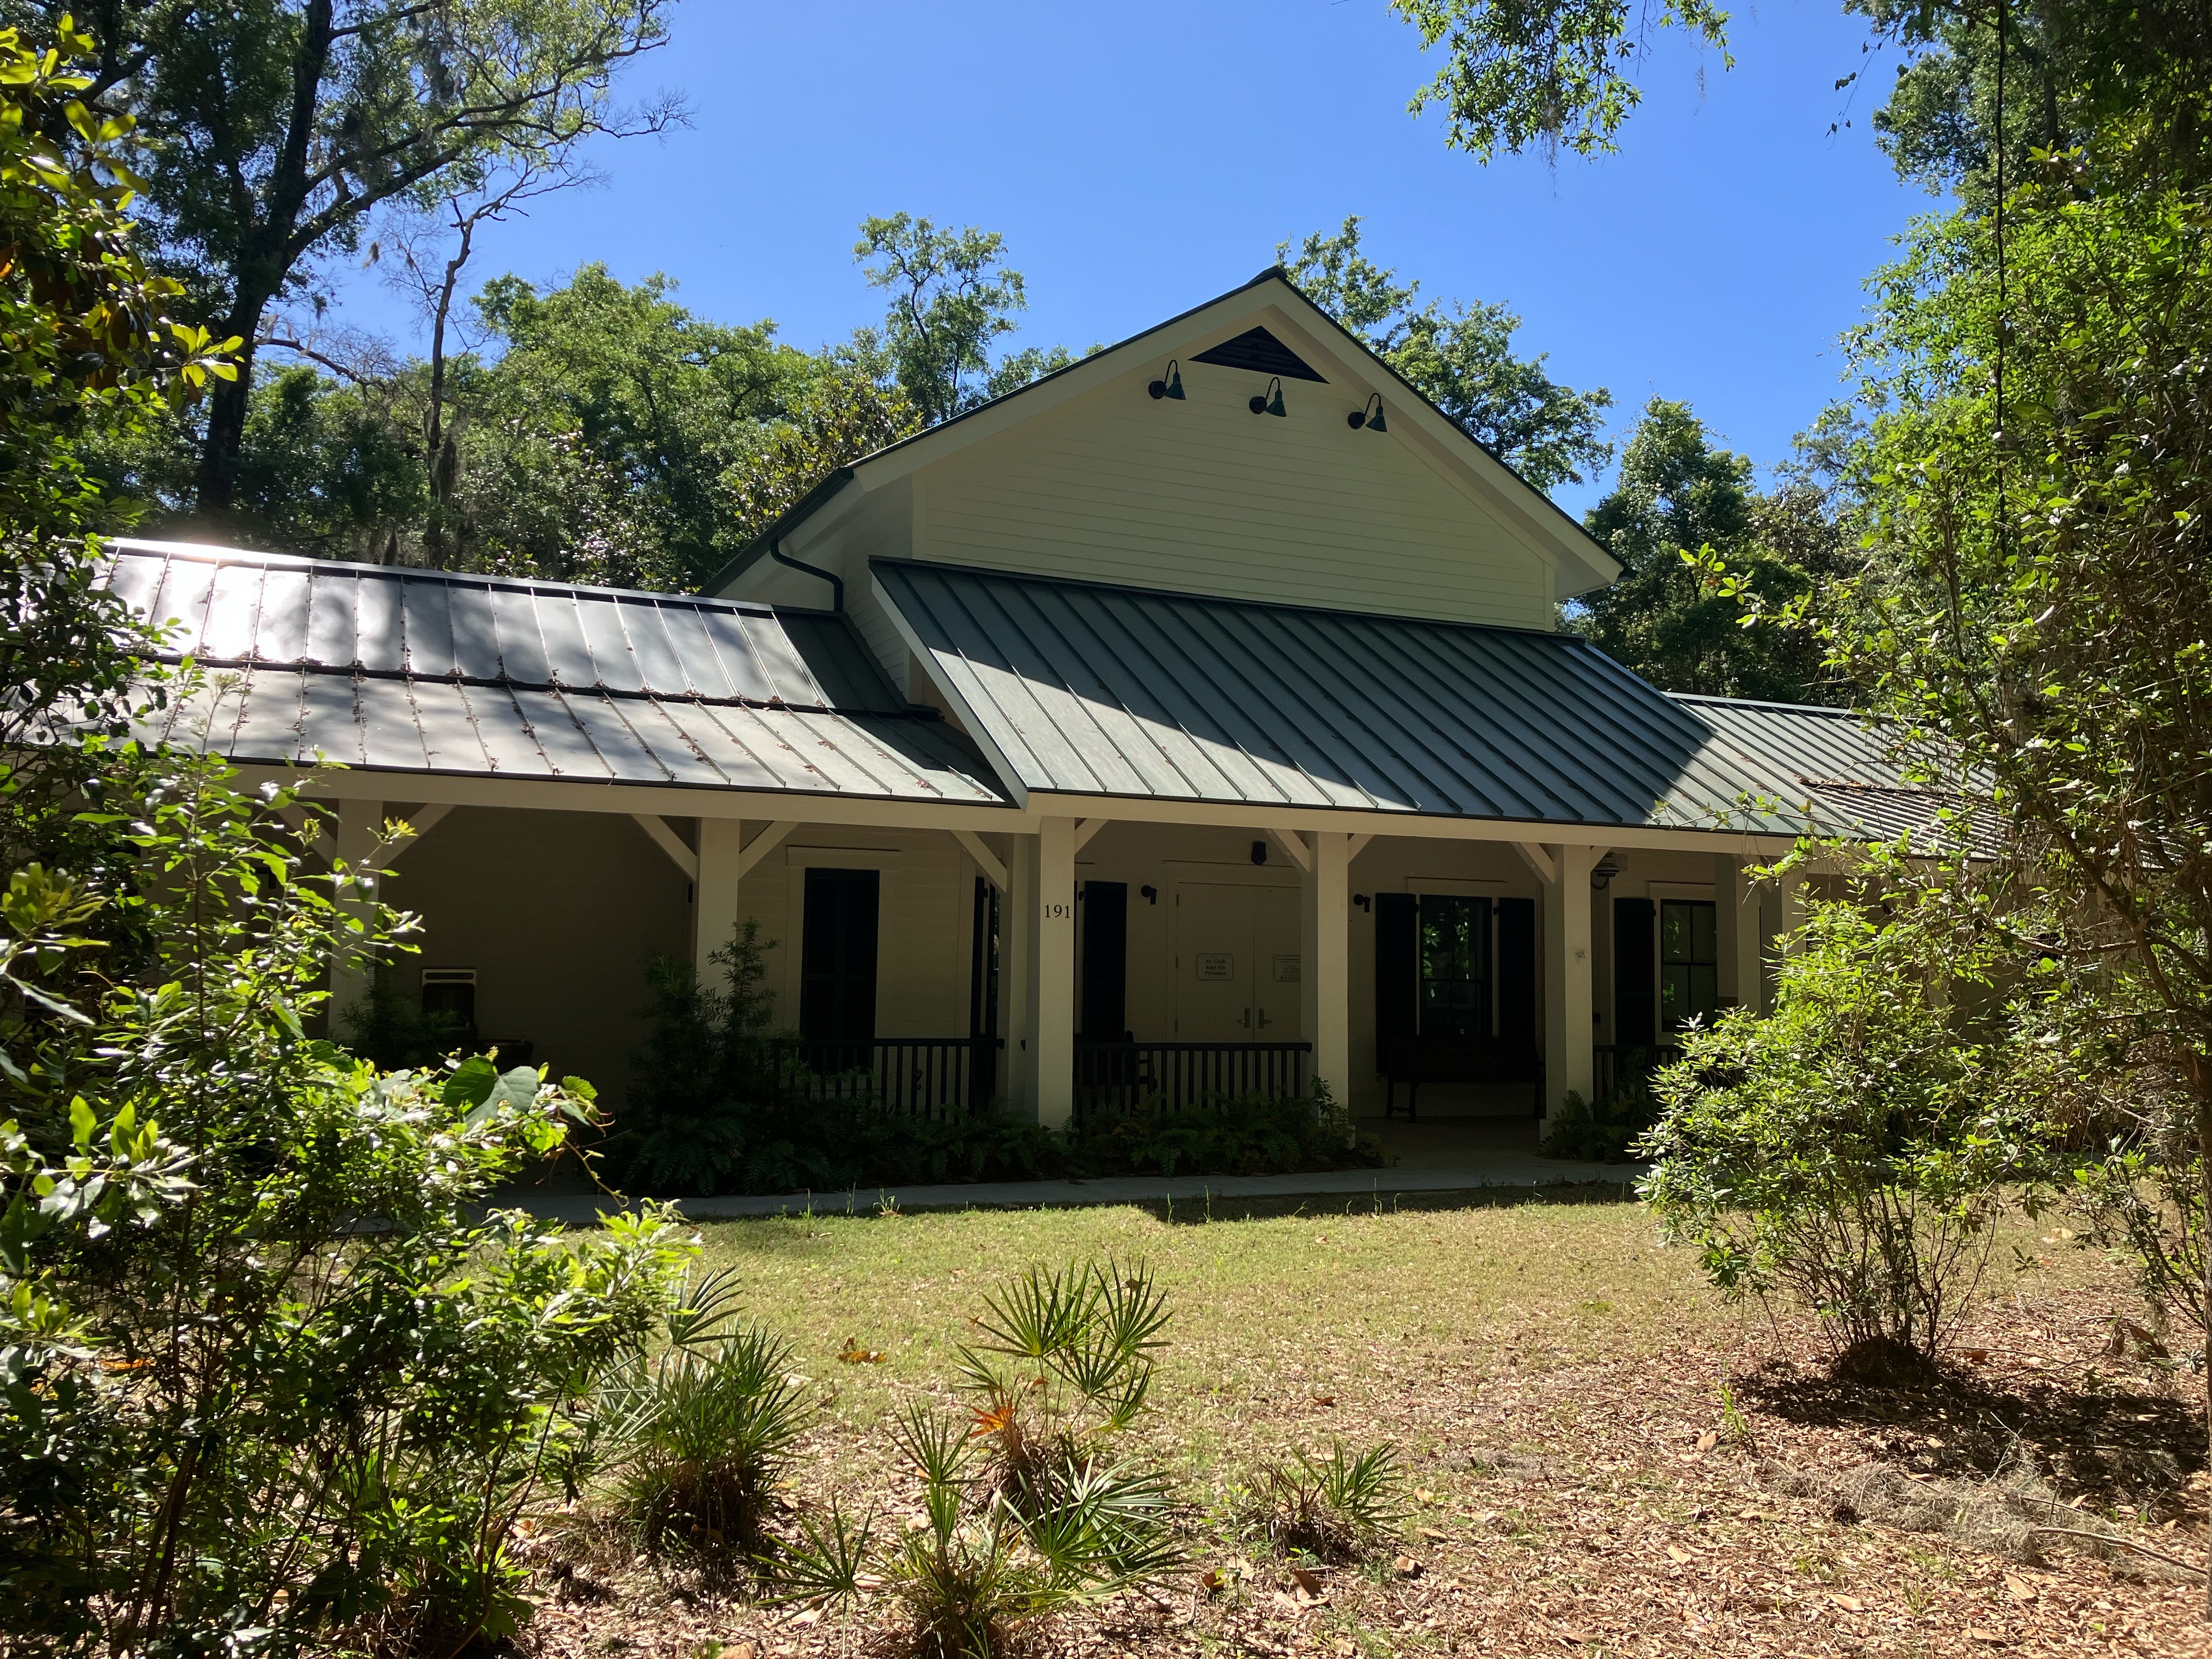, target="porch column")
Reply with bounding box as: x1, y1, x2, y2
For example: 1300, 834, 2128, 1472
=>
329, 798, 382, 1026
1004, 833, 1038, 1116
1033, 816, 1077, 1129
1714, 853, 1766, 1015
1299, 831, 1352, 1101
1528, 843, 1602, 1113
695, 818, 745, 983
